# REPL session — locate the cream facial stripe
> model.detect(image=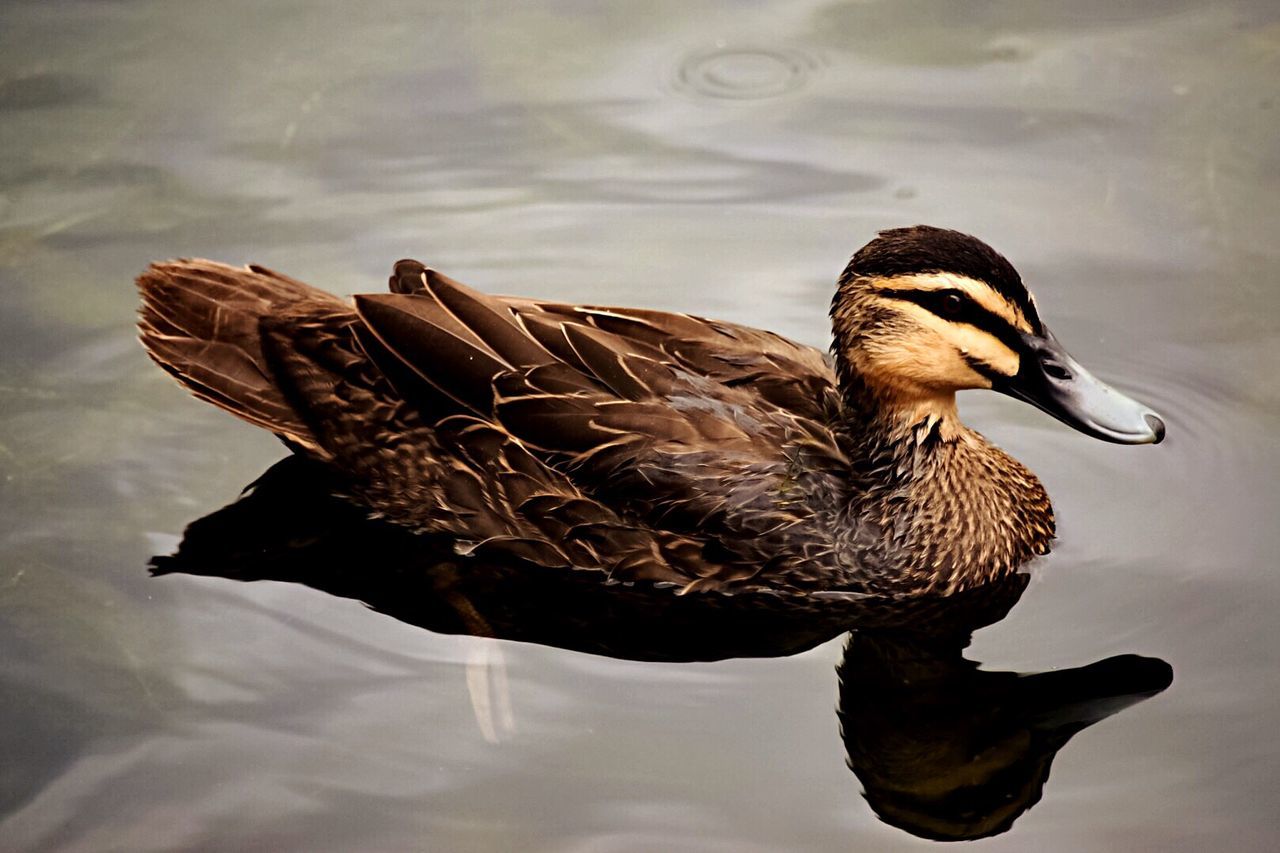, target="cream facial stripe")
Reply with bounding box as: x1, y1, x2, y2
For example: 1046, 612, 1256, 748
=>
871, 273, 1032, 333
885, 300, 1021, 380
